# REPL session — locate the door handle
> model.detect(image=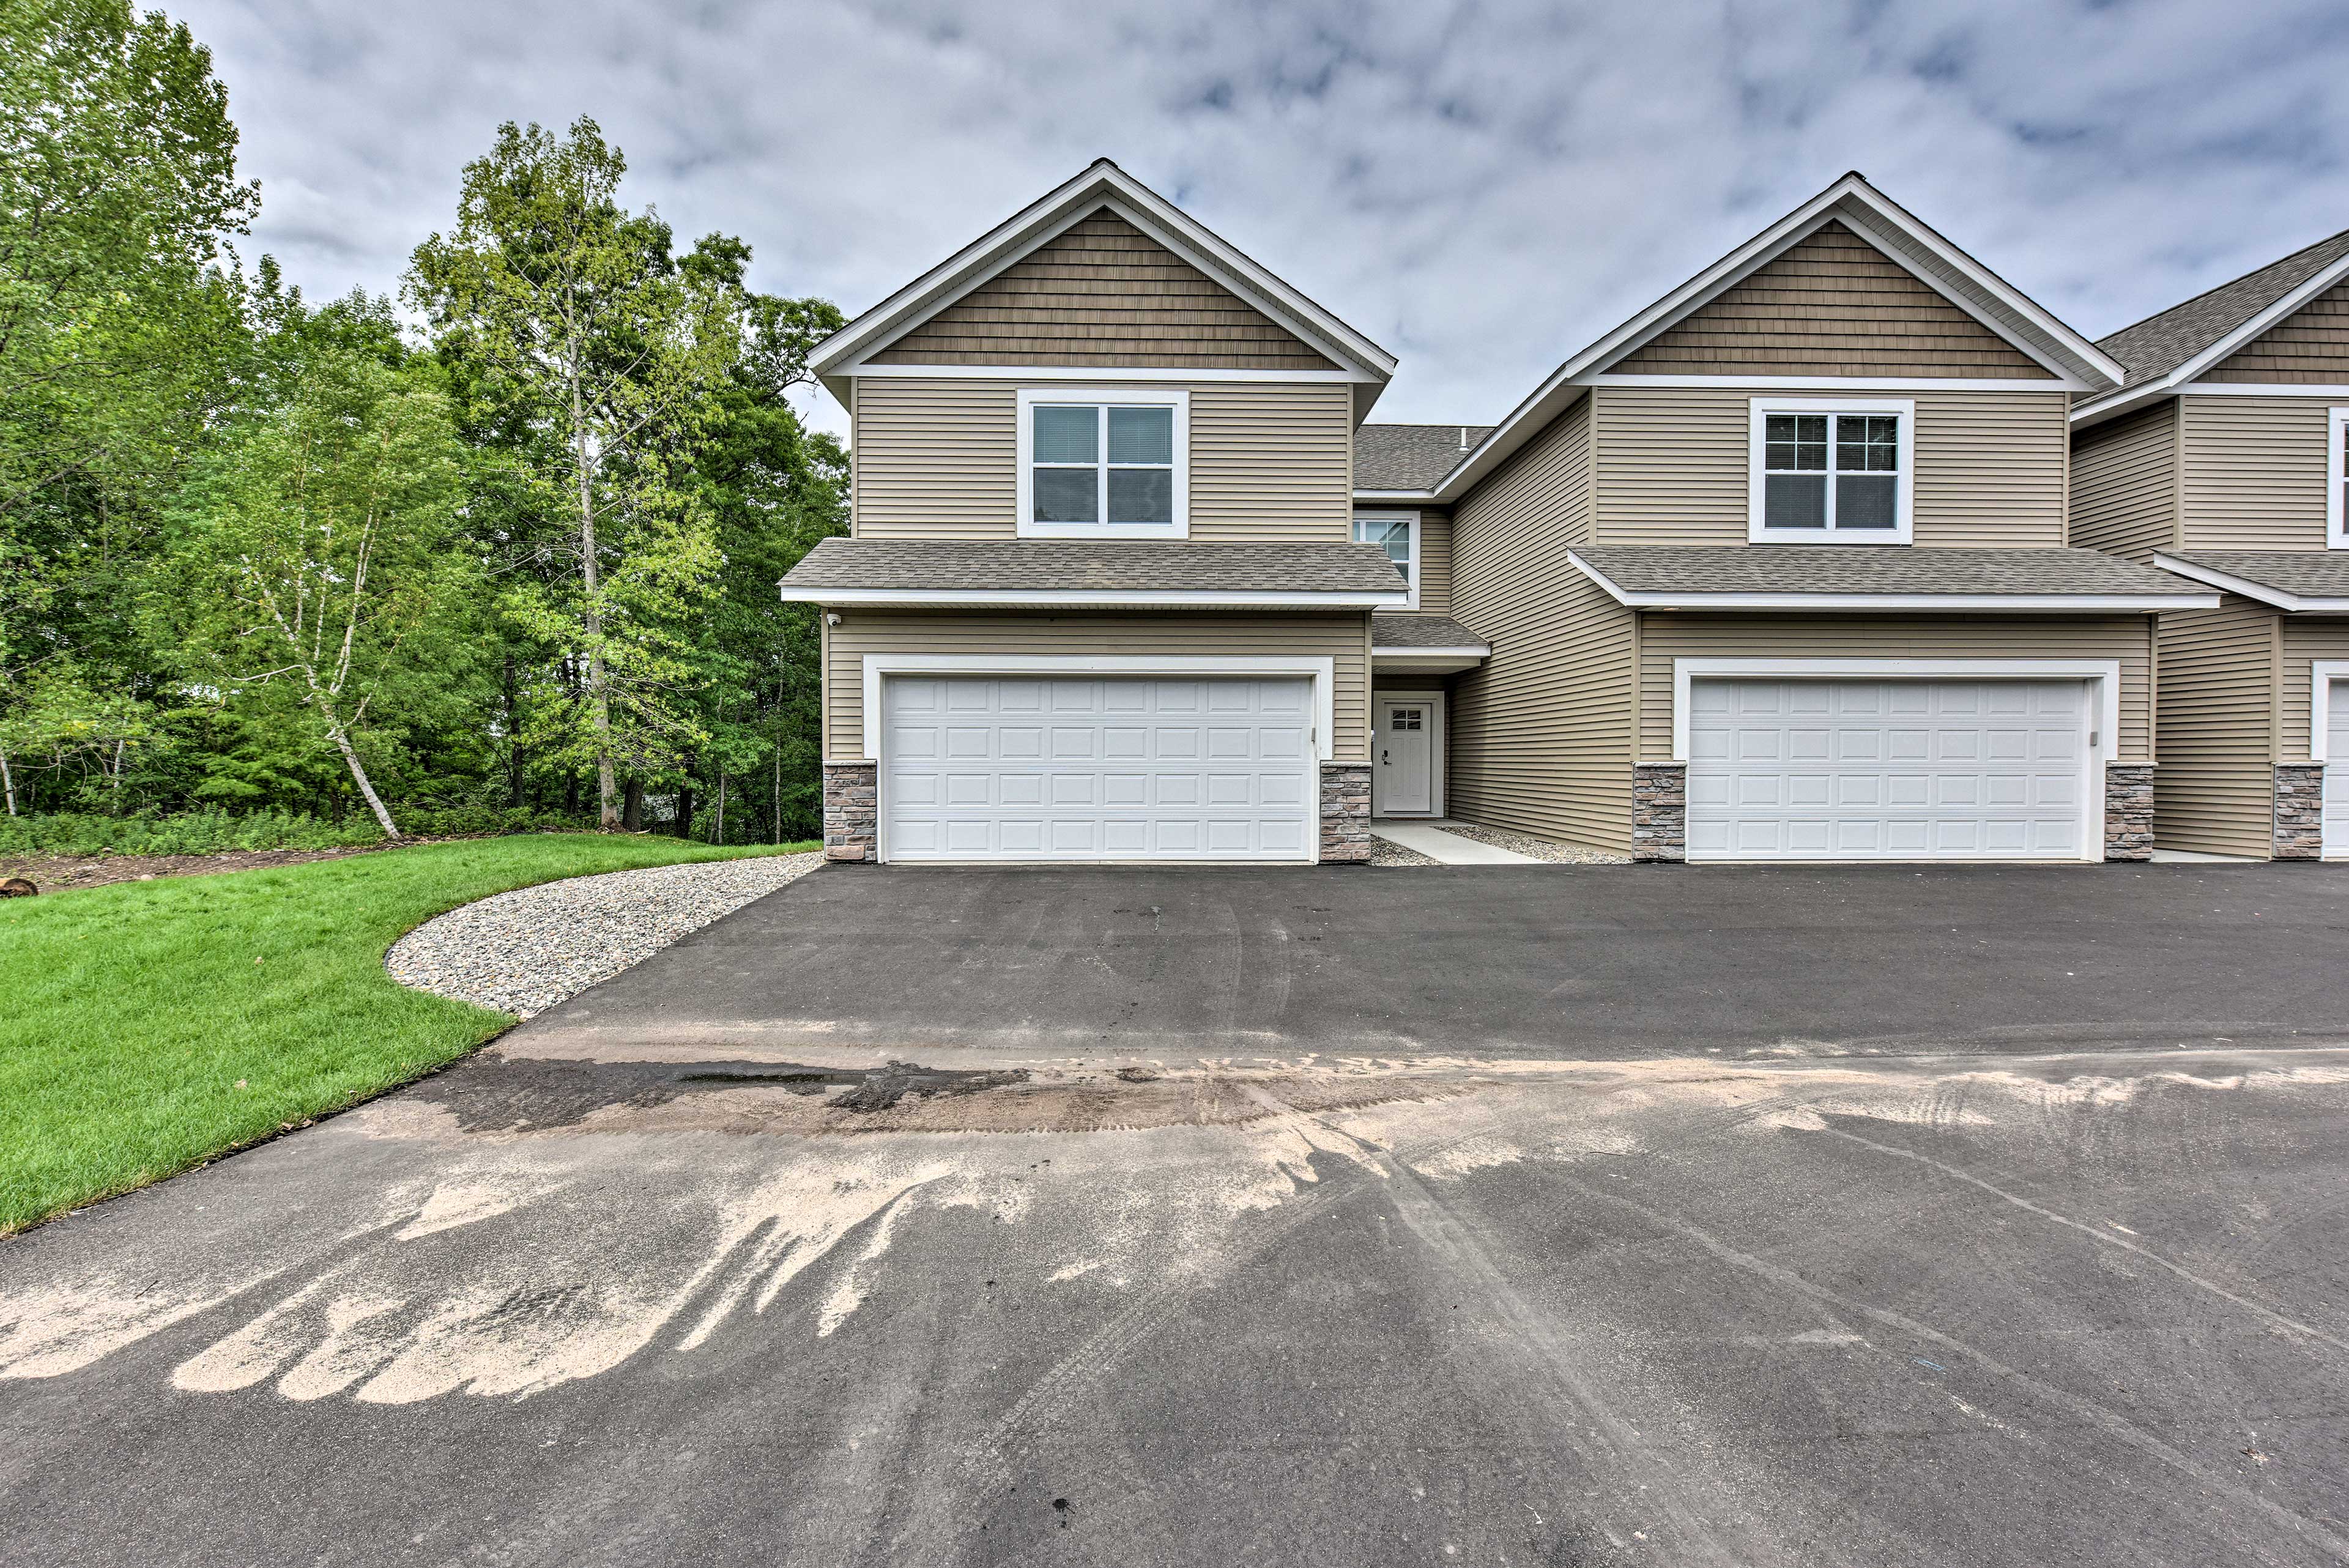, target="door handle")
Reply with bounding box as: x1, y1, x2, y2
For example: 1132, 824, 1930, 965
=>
1381, 749, 1390, 764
